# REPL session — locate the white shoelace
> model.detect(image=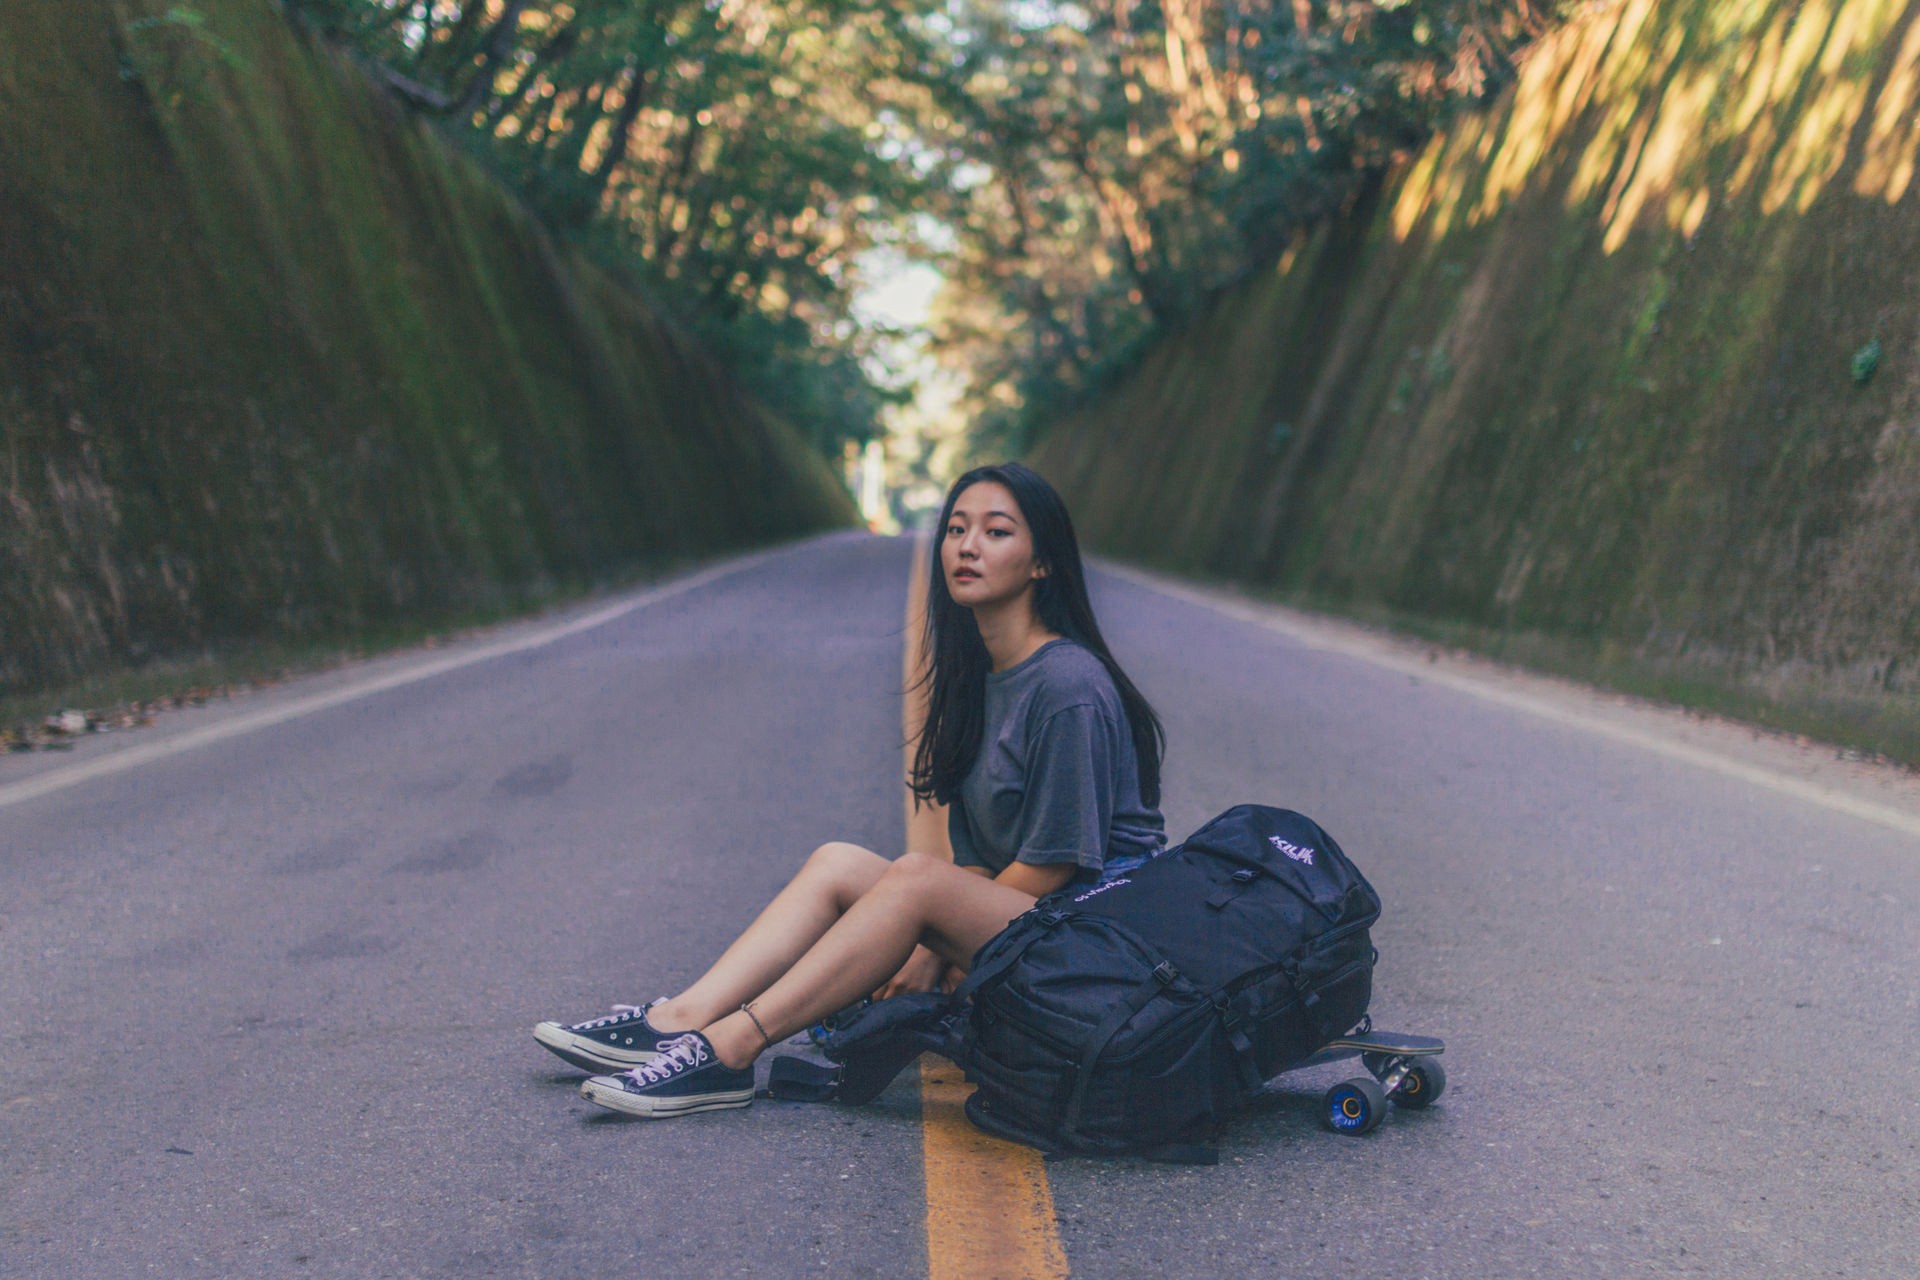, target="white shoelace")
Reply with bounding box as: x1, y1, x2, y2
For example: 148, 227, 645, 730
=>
574, 1001, 656, 1031
627, 1034, 707, 1086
